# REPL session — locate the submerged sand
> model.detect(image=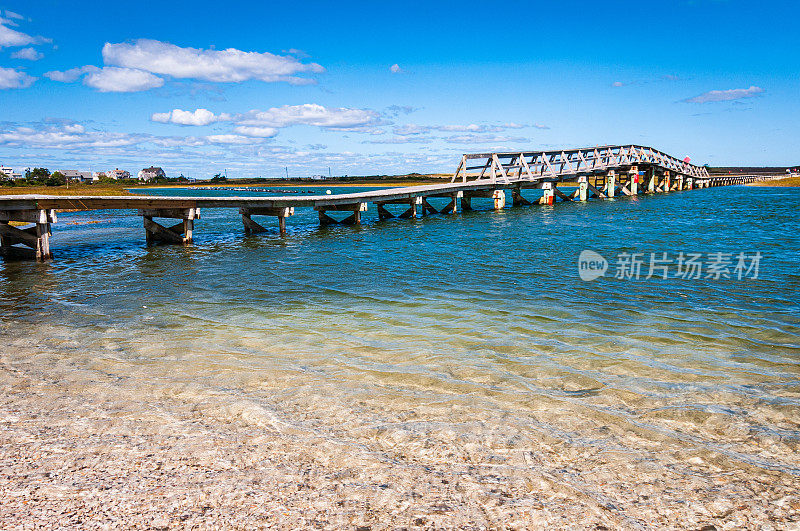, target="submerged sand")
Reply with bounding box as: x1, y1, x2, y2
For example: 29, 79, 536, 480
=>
2, 348, 798, 530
